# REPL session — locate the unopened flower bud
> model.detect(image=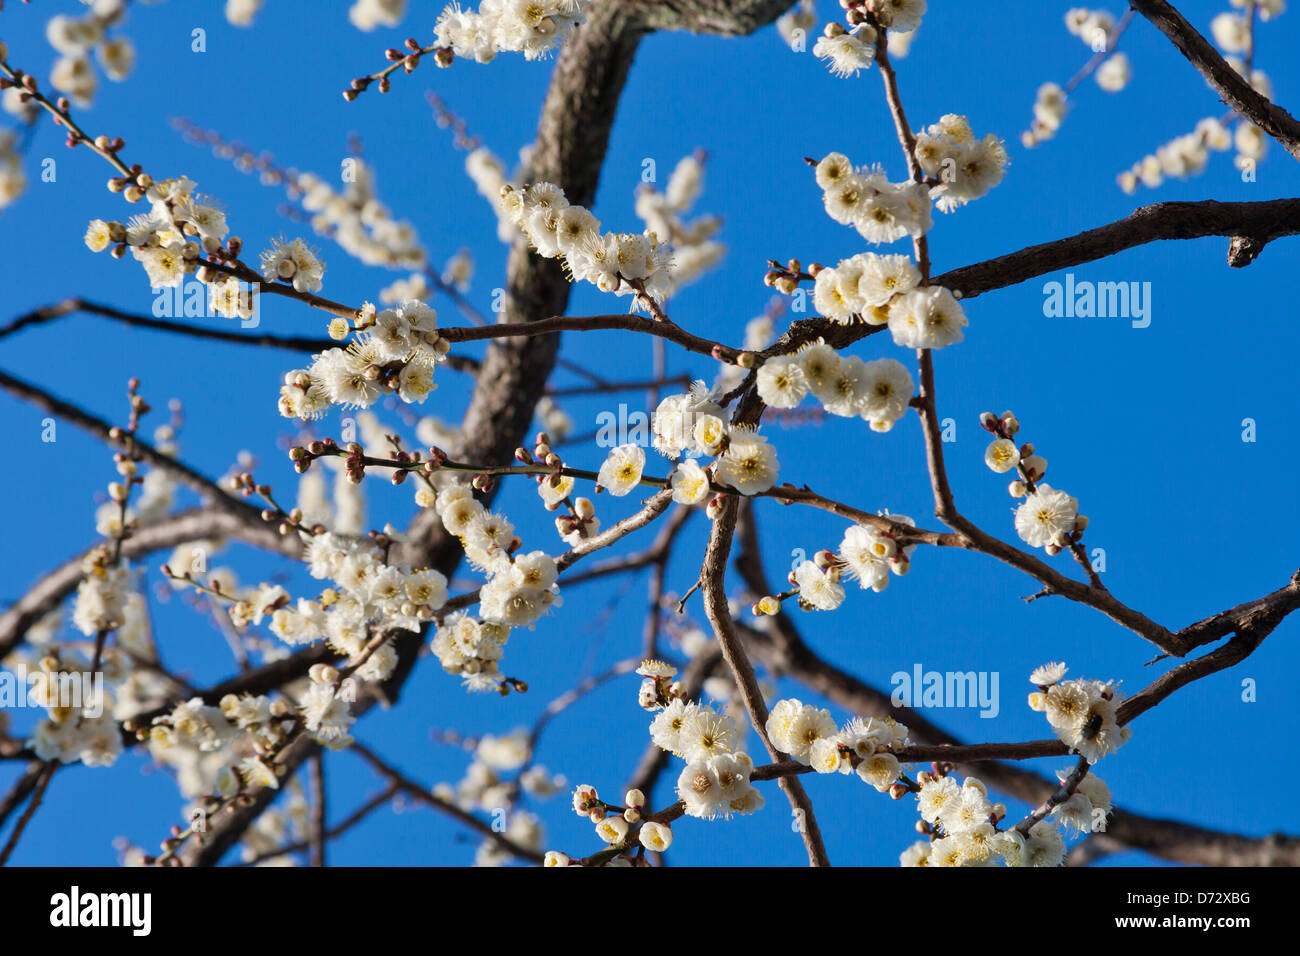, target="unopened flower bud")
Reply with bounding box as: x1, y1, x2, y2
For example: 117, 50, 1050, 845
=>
309, 664, 339, 684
